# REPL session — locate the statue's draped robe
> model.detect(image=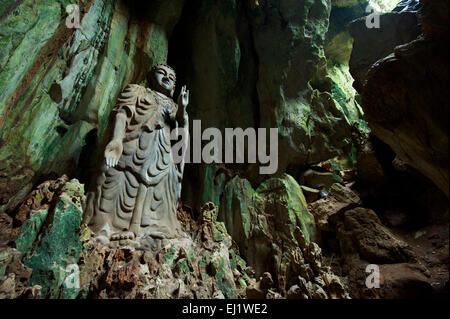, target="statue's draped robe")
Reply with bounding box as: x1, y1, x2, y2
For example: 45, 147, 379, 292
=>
85, 84, 184, 239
